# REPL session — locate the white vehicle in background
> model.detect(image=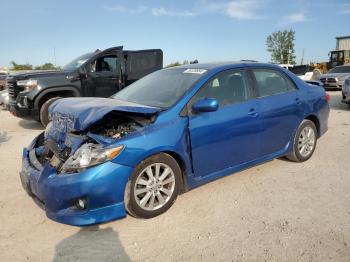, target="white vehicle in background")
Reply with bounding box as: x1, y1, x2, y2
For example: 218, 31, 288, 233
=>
0, 89, 10, 109
278, 64, 294, 70
341, 76, 350, 108
289, 65, 322, 81
0, 70, 9, 109
0, 71, 8, 90
277, 64, 323, 87
278, 64, 322, 81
